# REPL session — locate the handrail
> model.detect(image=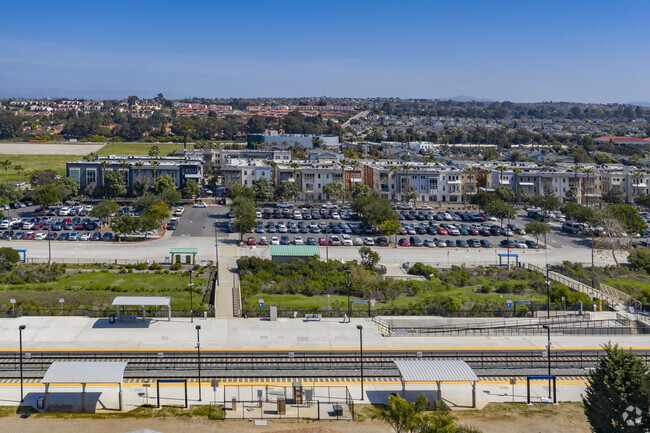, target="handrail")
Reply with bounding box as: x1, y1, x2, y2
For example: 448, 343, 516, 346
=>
525, 263, 642, 310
